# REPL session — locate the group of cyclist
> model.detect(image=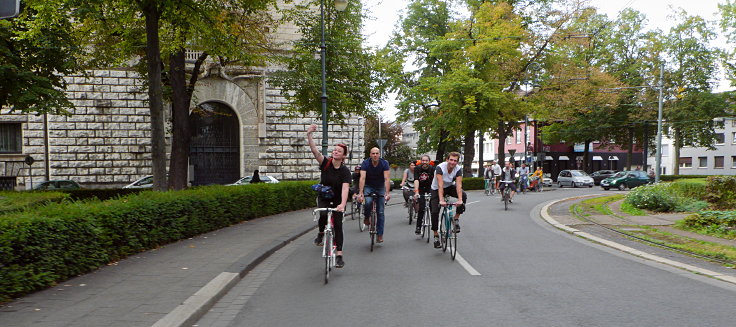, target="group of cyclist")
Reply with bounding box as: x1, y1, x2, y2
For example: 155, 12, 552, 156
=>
307, 123, 547, 269
483, 160, 544, 202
